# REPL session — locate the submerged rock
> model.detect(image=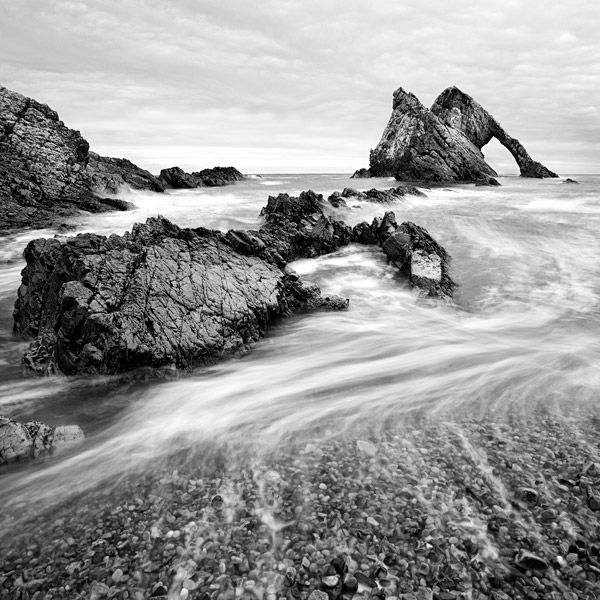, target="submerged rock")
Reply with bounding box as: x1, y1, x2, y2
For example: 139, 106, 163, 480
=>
369, 85, 558, 183
0, 84, 164, 231
0, 415, 84, 465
